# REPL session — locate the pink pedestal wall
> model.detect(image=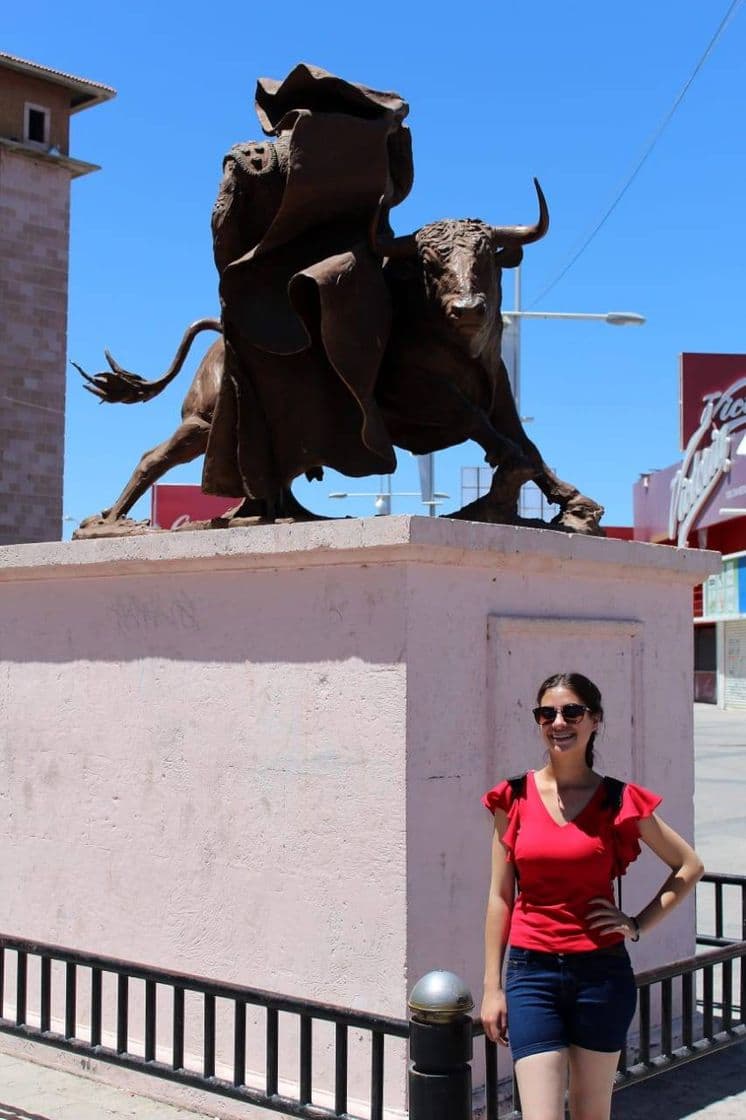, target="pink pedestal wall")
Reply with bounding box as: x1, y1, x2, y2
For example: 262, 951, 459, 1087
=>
0, 517, 718, 1116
